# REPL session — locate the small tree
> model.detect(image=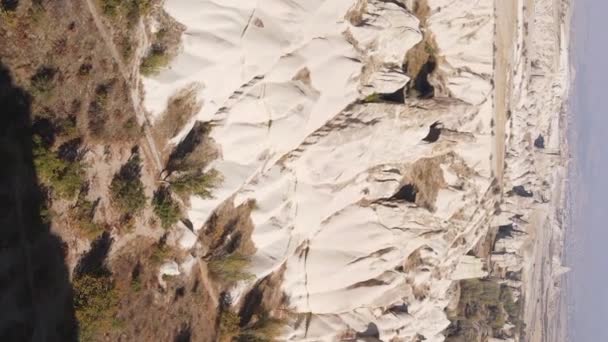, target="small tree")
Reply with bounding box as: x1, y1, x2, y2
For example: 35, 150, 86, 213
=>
152, 186, 181, 229
140, 45, 170, 76
30, 66, 57, 95
110, 153, 146, 214
73, 273, 118, 340
208, 253, 253, 283
170, 169, 220, 199
219, 311, 241, 342
33, 135, 84, 199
